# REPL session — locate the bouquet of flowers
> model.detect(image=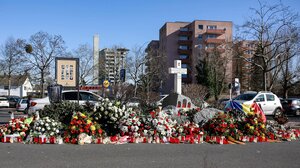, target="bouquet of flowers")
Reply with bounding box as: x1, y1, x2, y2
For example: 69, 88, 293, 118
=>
119, 108, 143, 137
143, 110, 177, 139
203, 112, 239, 138
0, 117, 31, 140
31, 117, 62, 137
64, 112, 103, 144
93, 98, 126, 135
